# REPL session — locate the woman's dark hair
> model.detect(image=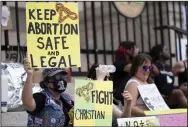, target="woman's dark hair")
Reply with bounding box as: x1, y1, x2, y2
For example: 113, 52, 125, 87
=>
130, 53, 153, 83
39, 76, 52, 89
87, 63, 99, 80
119, 41, 136, 49
150, 44, 164, 61
115, 41, 136, 61
39, 81, 47, 89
